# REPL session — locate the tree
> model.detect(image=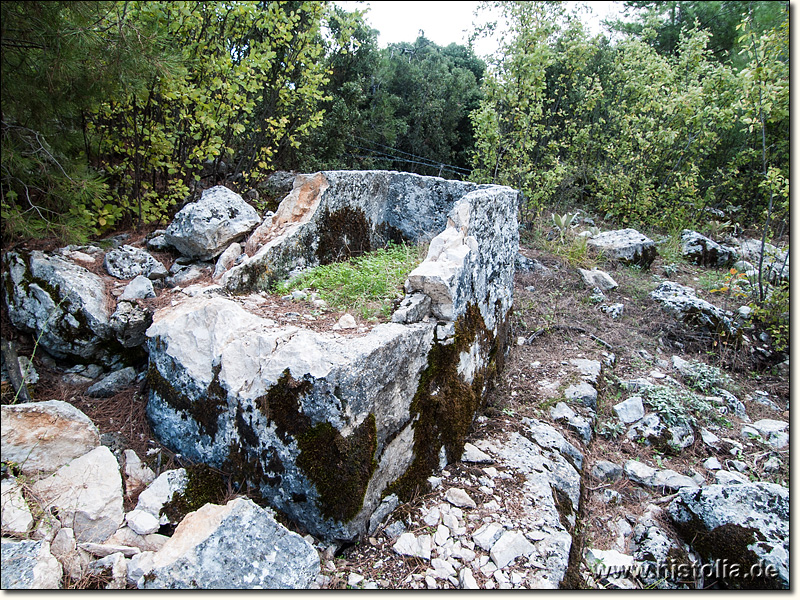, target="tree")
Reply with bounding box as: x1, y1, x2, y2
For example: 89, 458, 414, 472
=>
292, 5, 384, 171
613, 1, 786, 65
87, 1, 330, 228
734, 7, 789, 299
297, 21, 485, 179
1, 1, 174, 242
471, 1, 746, 228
